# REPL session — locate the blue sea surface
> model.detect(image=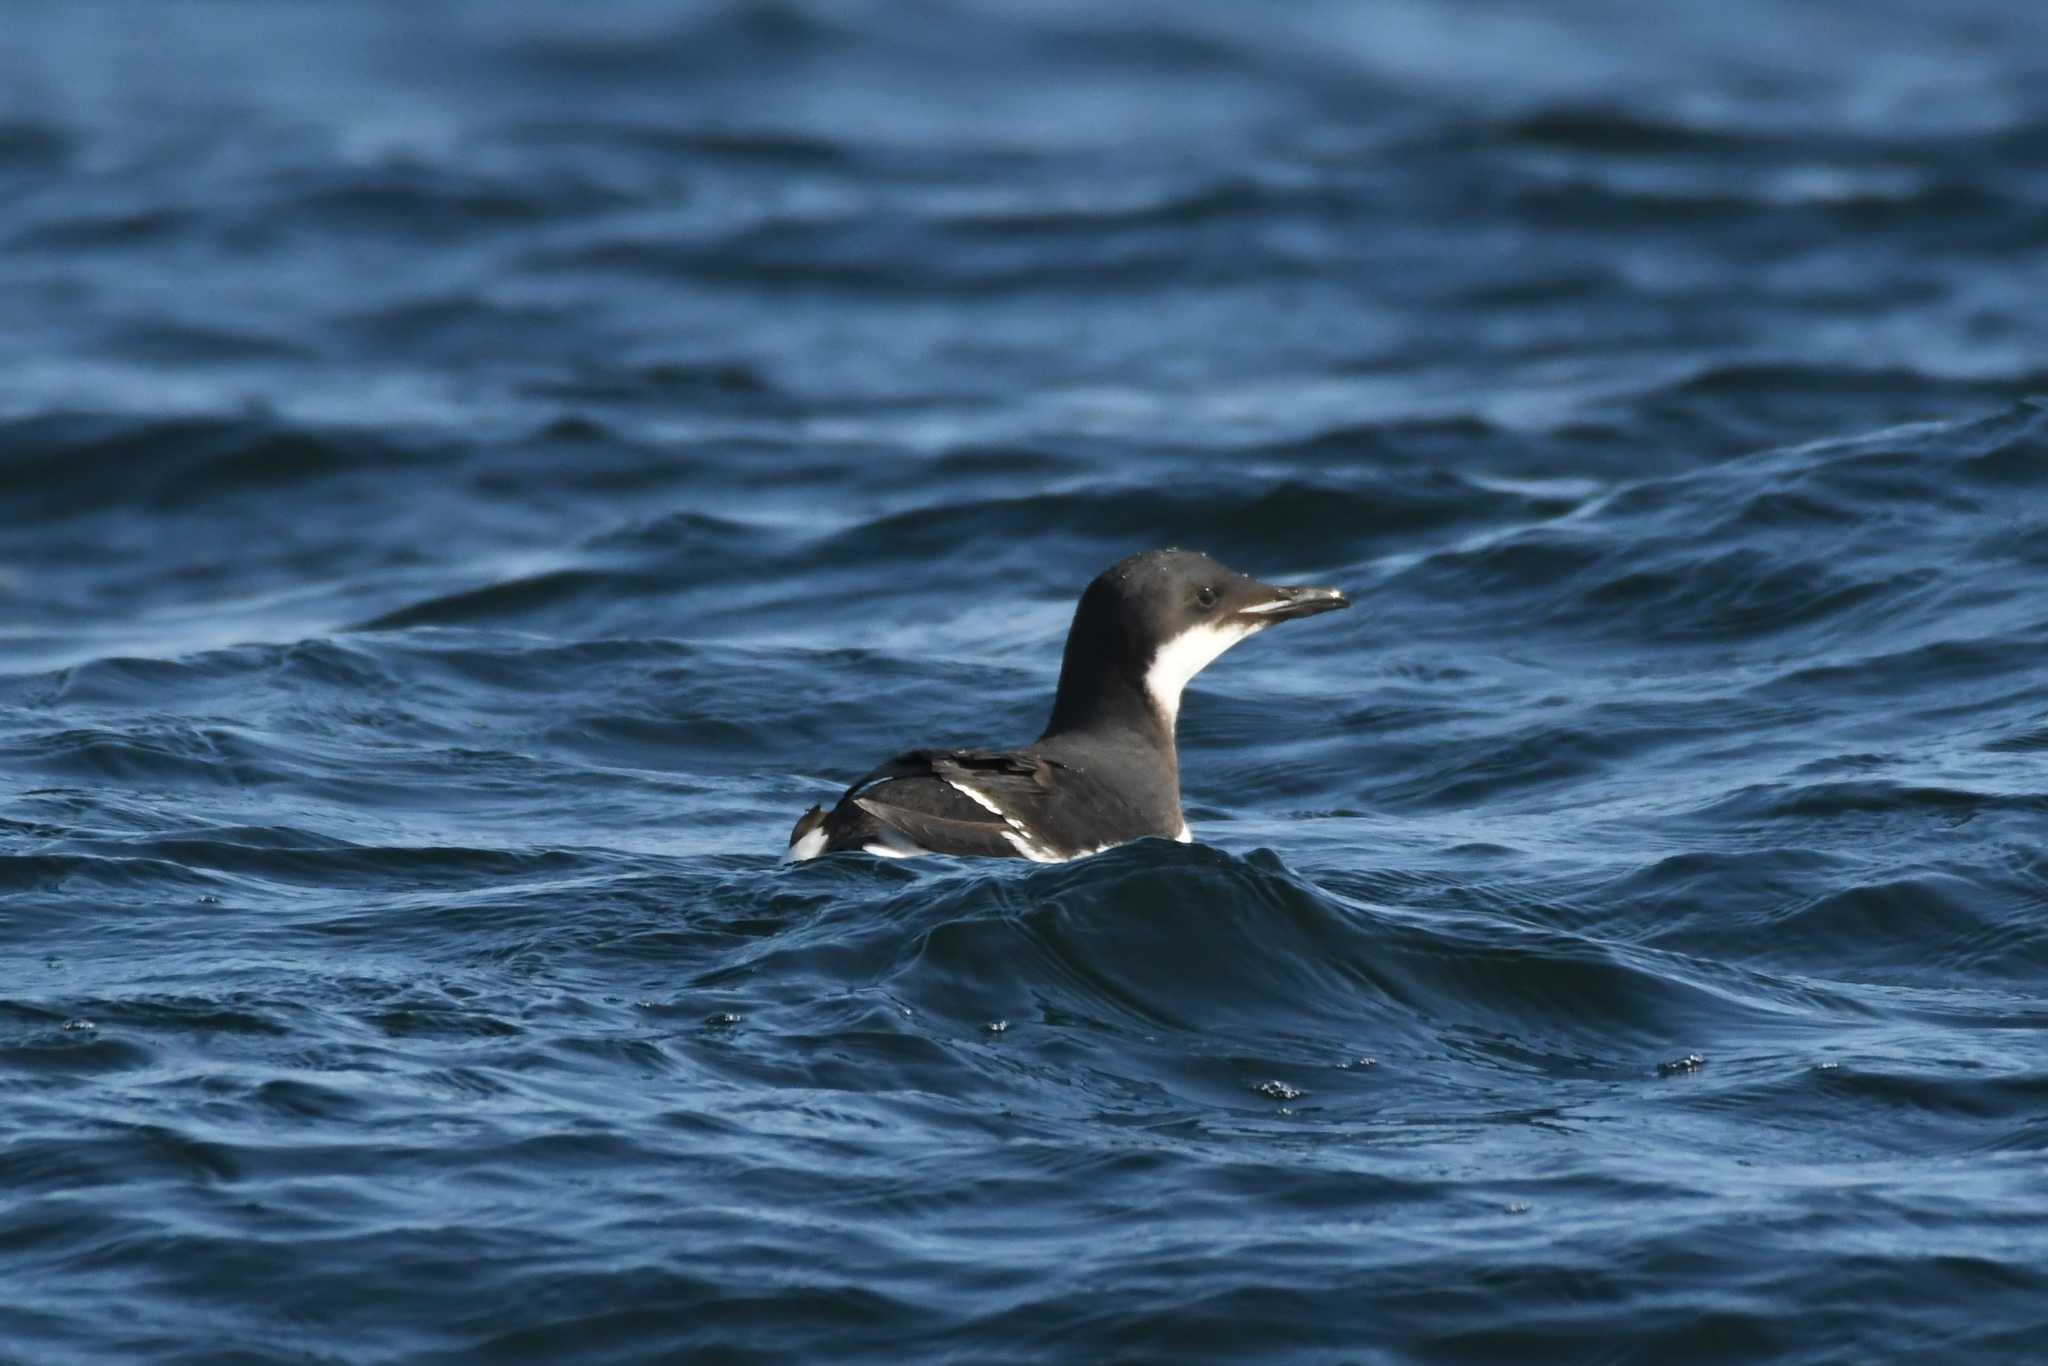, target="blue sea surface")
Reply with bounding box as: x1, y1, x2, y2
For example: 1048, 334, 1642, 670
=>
4, 2, 2048, 1361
